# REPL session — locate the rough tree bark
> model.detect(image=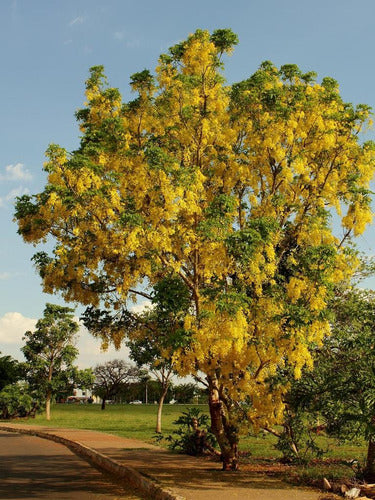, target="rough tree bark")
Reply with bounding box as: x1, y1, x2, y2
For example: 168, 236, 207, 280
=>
207, 377, 239, 470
